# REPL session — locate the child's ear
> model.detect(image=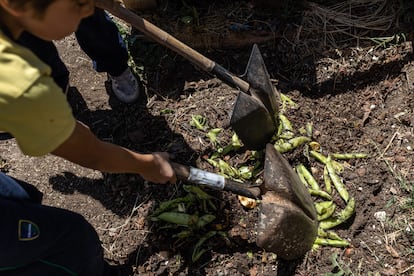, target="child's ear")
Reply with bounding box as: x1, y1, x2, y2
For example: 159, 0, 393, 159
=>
0, 0, 26, 17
